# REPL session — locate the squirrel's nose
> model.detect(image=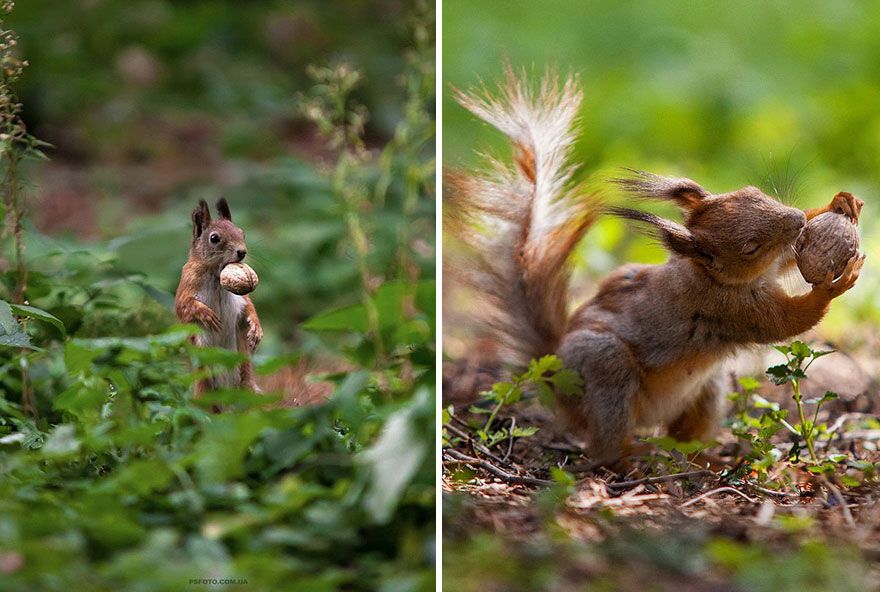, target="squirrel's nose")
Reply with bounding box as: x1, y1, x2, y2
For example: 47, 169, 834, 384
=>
236, 249, 247, 261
